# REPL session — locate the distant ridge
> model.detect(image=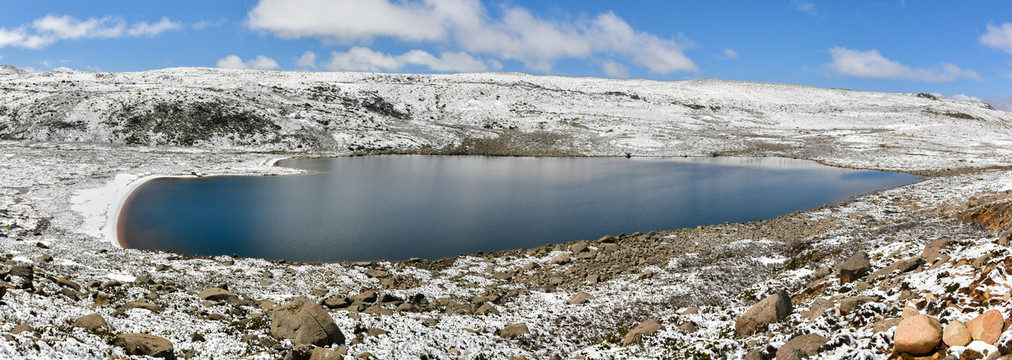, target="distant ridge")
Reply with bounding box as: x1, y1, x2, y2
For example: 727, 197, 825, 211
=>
0, 65, 26, 75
